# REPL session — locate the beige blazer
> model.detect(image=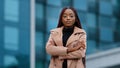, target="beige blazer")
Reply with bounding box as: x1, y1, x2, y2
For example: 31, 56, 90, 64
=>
46, 26, 87, 68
